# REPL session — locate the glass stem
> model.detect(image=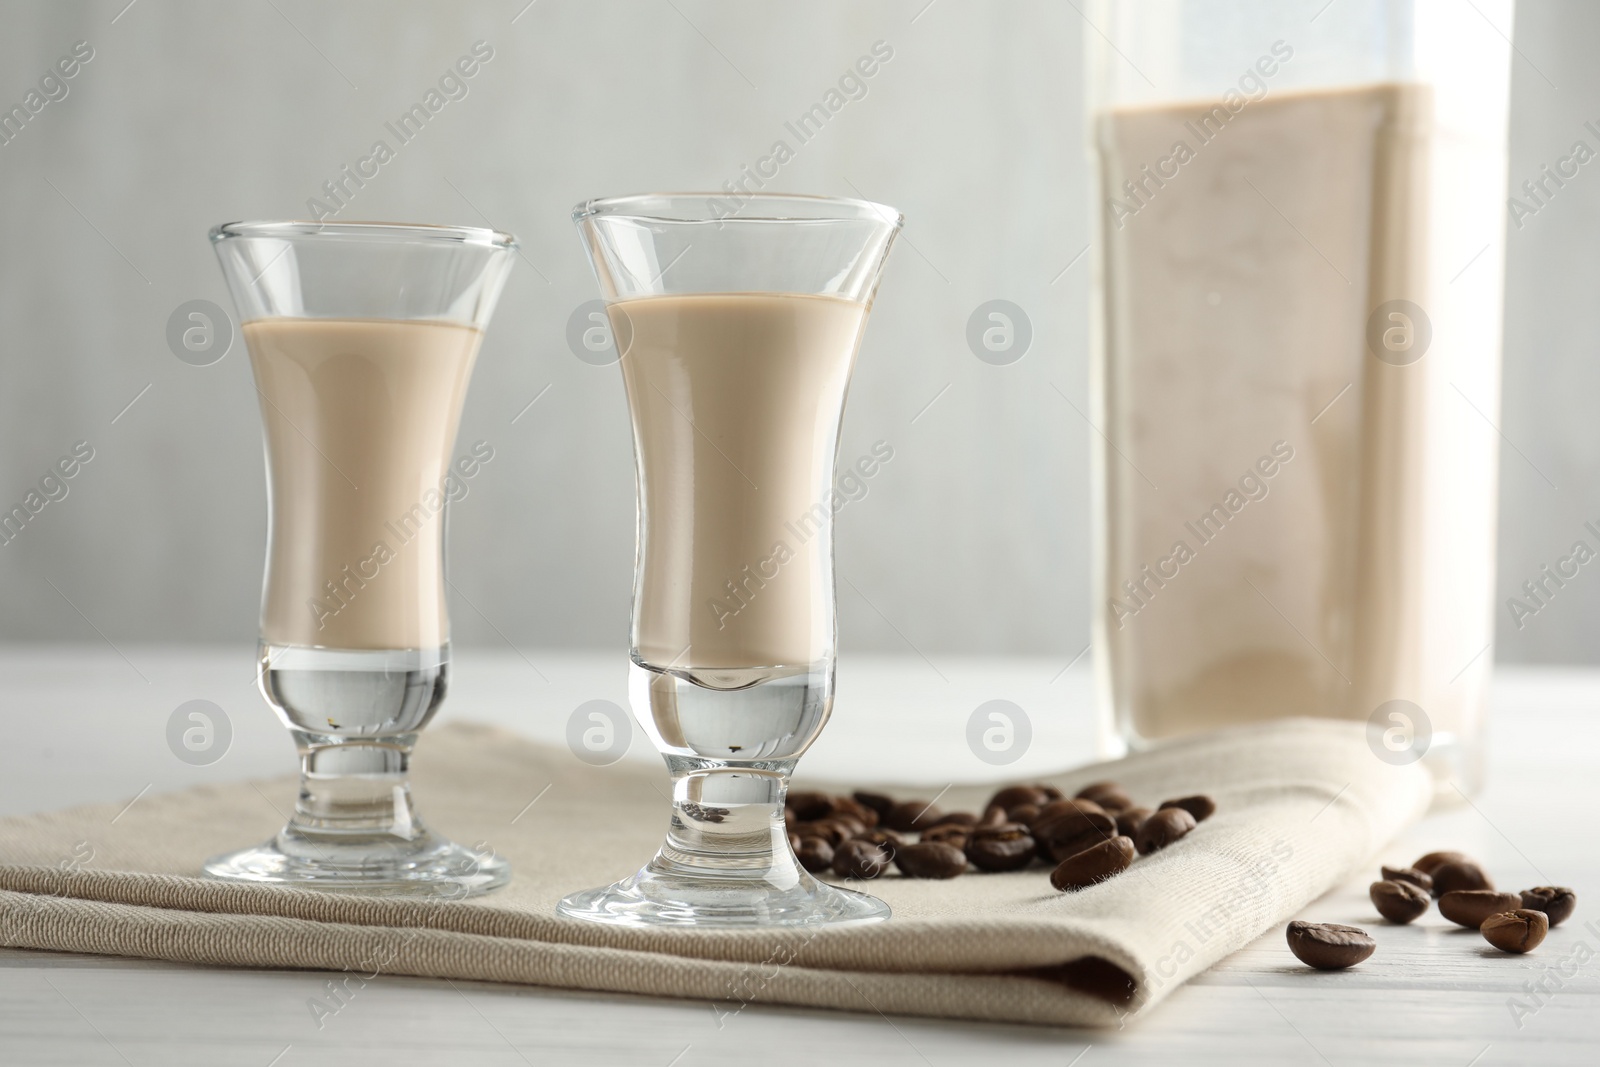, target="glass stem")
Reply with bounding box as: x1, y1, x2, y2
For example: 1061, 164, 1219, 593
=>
647, 757, 803, 888
287, 729, 421, 840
